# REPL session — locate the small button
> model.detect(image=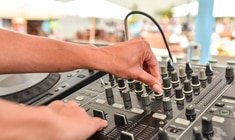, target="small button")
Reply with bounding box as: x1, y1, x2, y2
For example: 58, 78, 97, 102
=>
77, 74, 86, 78
131, 108, 144, 114
95, 99, 106, 104
112, 103, 124, 109
152, 112, 167, 120
212, 116, 225, 123
75, 96, 84, 101
175, 118, 190, 126
215, 102, 225, 107
220, 109, 230, 117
